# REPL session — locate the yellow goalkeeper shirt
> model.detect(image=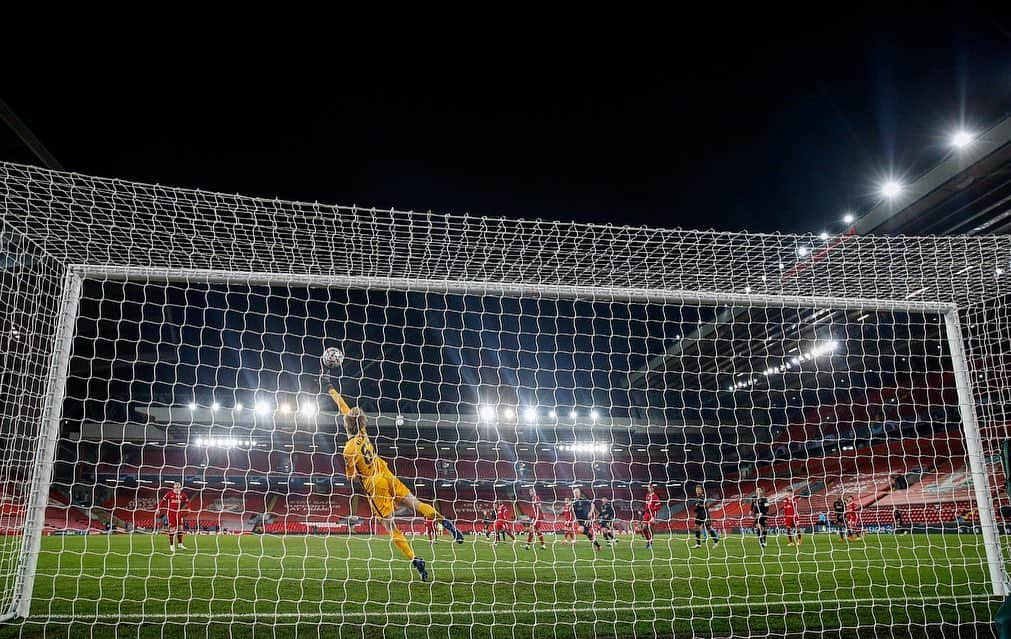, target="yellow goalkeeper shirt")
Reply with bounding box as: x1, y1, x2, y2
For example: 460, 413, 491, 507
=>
342, 430, 393, 481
